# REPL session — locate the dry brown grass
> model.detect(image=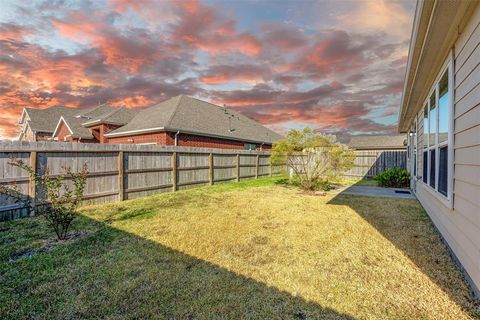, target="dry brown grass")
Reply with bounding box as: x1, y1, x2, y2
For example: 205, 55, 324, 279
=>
1, 177, 478, 319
